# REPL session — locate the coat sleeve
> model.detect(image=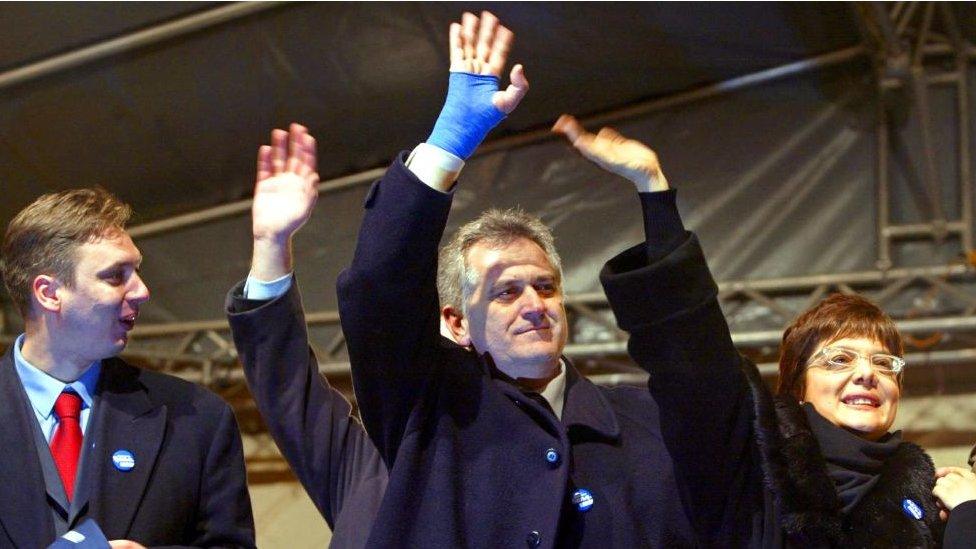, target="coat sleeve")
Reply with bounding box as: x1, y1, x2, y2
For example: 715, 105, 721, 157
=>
226, 278, 387, 533
336, 152, 454, 468
183, 401, 256, 548
943, 499, 976, 549
599, 193, 756, 544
